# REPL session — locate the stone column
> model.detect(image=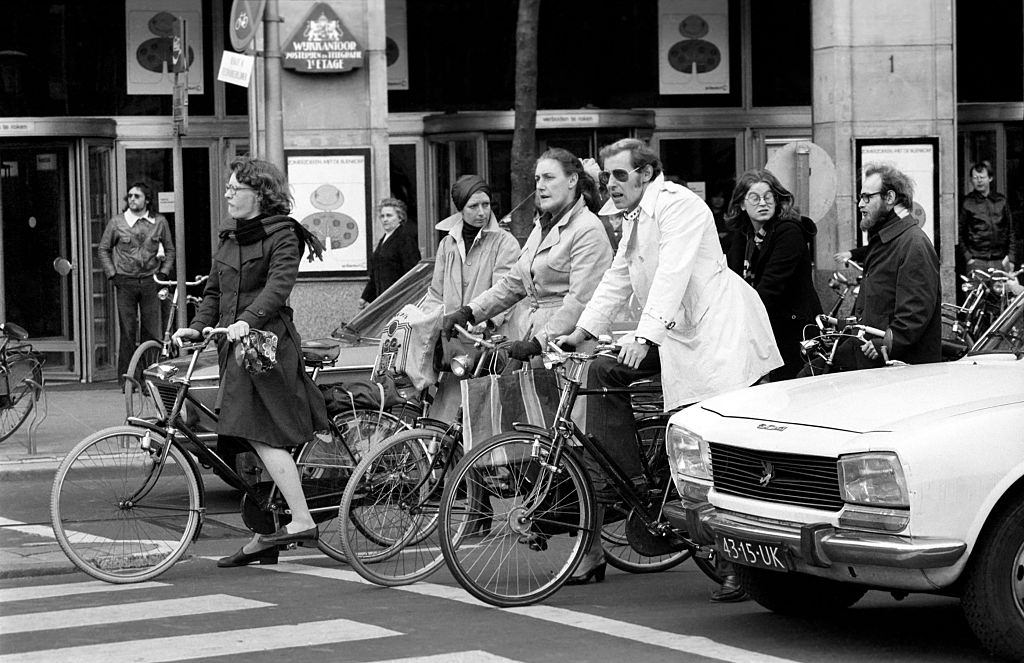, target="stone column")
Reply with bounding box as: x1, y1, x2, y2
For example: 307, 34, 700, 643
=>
812, 0, 957, 299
